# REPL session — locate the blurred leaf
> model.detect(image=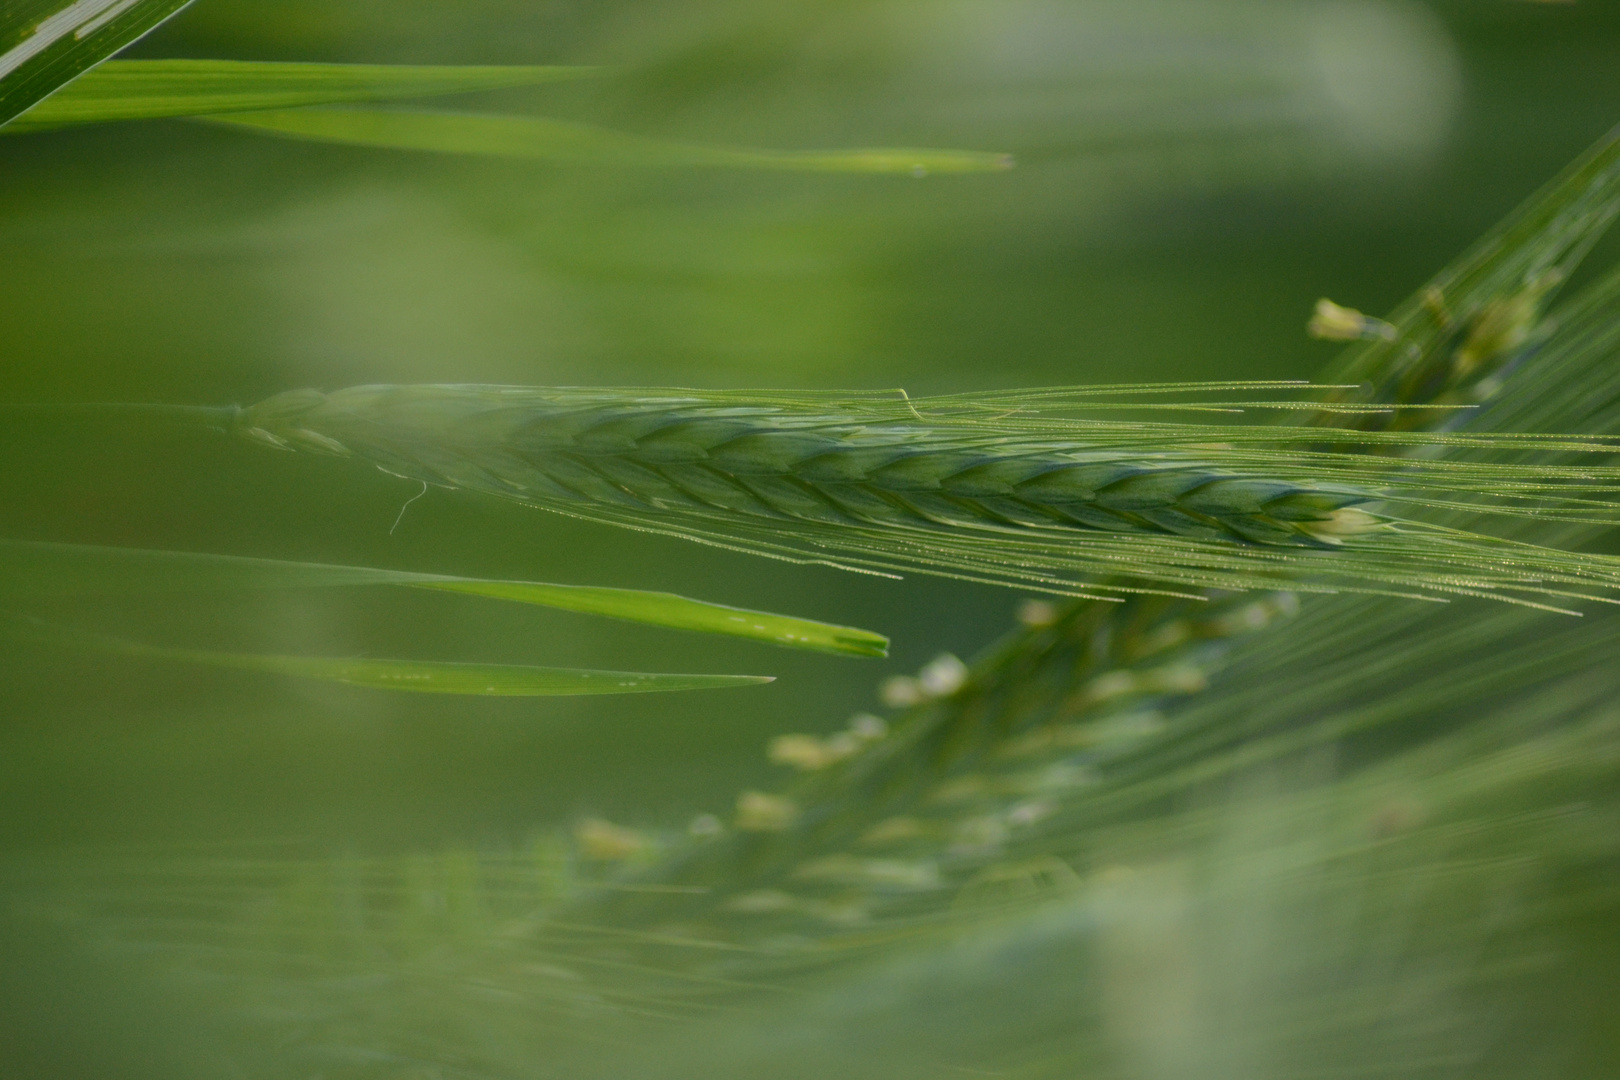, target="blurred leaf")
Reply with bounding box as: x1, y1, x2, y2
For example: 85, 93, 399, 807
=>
201, 106, 1016, 174
0, 0, 193, 126
4, 617, 773, 696
3, 59, 601, 133
0, 540, 889, 657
